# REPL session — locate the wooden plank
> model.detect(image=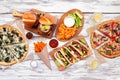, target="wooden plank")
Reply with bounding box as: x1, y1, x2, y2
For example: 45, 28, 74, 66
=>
0, 0, 120, 13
